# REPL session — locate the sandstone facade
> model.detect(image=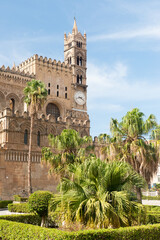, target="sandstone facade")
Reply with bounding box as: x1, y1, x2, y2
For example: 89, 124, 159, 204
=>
0, 20, 90, 199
